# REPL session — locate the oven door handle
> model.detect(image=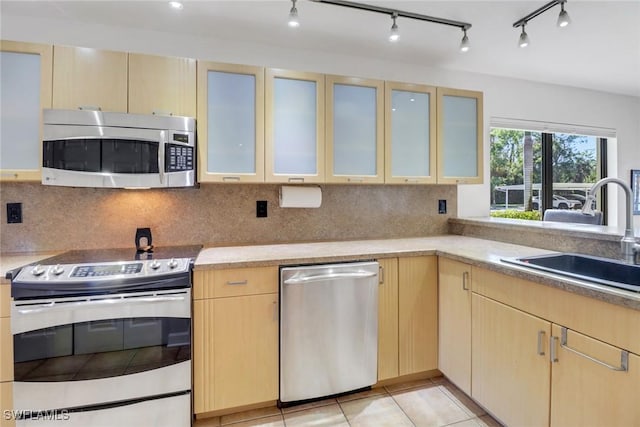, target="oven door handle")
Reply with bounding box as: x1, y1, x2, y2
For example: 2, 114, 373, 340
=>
16, 294, 186, 314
